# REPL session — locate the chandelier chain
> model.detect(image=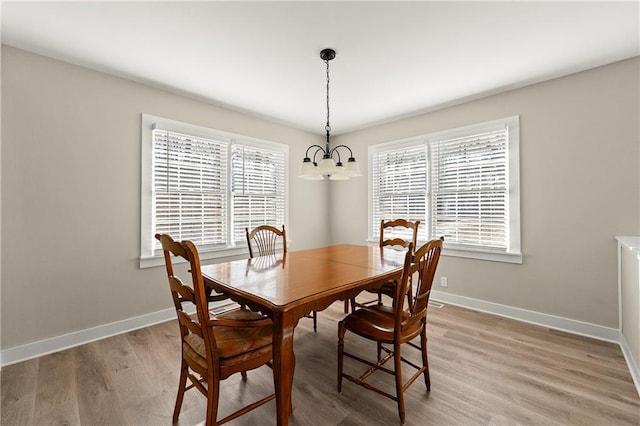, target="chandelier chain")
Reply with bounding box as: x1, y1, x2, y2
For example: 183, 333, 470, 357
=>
325, 58, 331, 134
